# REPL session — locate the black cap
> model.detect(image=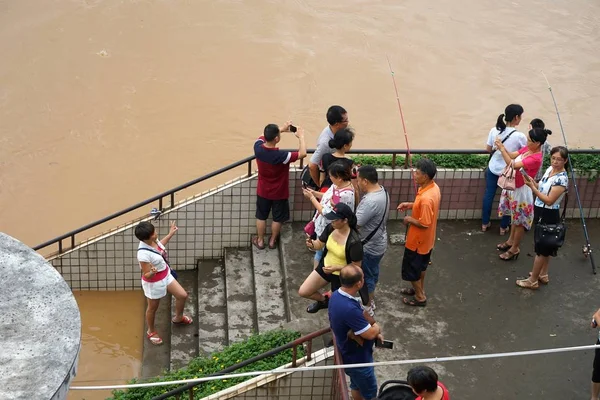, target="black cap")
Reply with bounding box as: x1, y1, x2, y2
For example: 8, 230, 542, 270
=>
324, 203, 354, 221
